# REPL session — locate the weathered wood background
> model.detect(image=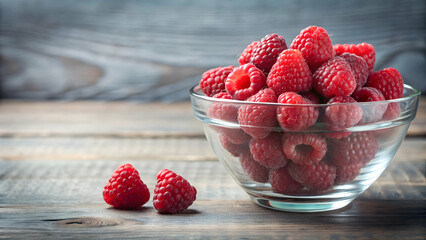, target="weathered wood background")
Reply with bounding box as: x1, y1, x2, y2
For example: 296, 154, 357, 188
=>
1, 0, 425, 101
